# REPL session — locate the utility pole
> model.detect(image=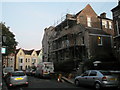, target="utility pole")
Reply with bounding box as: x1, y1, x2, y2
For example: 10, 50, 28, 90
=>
0, 29, 2, 90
